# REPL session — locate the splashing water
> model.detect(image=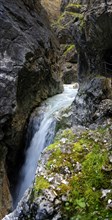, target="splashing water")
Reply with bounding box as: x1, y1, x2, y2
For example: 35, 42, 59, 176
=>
14, 84, 78, 208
